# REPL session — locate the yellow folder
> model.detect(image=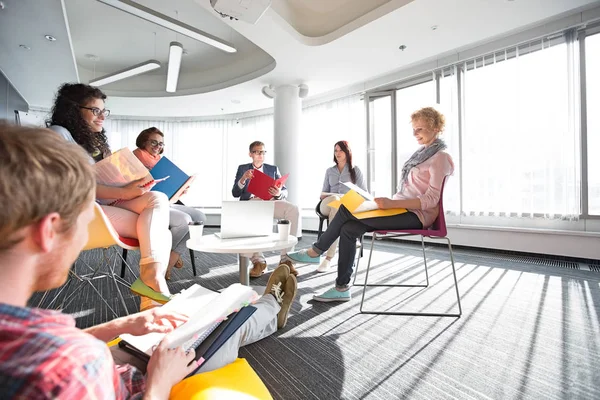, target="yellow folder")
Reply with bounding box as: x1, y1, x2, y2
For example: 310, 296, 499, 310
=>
327, 190, 407, 220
